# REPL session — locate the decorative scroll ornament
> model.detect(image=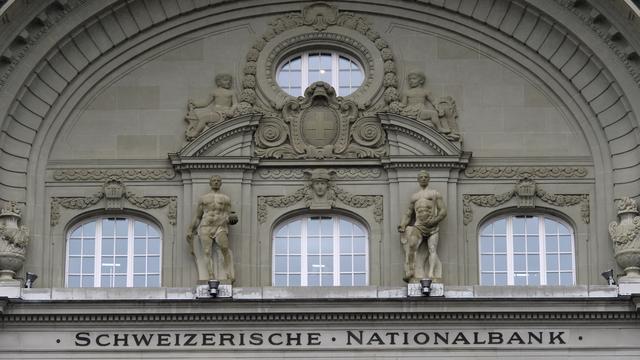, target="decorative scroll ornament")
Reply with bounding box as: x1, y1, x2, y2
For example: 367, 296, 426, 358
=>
257, 169, 383, 223
608, 197, 640, 281
258, 168, 382, 180
463, 179, 590, 225
254, 82, 387, 159
53, 168, 175, 181
464, 167, 588, 179
50, 178, 177, 226
0, 202, 30, 283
